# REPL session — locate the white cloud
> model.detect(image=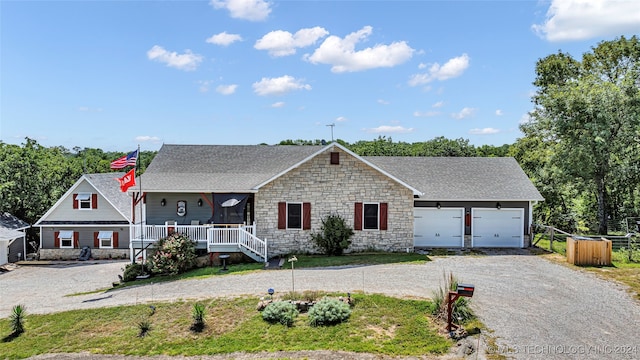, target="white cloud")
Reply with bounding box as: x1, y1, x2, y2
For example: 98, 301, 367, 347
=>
305, 26, 414, 73
252, 75, 311, 96
255, 27, 328, 57
432, 101, 444, 108
532, 0, 640, 42
408, 54, 470, 86
206, 32, 243, 46
147, 45, 203, 71
495, 109, 504, 116
468, 128, 500, 135
366, 125, 414, 134
210, 0, 271, 21
377, 99, 390, 105
135, 135, 161, 142
271, 101, 285, 108
451, 107, 476, 119
335, 116, 347, 122
413, 111, 440, 117
216, 84, 238, 95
